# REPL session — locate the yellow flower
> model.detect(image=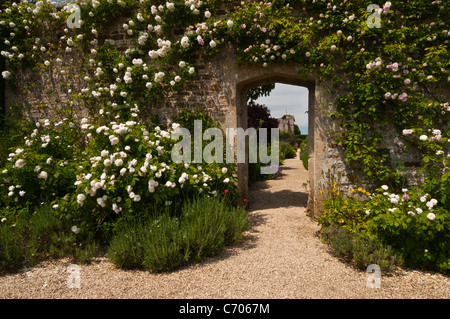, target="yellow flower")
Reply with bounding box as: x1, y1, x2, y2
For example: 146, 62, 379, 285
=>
320, 190, 324, 194
351, 189, 355, 192
366, 192, 371, 196
338, 218, 344, 224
